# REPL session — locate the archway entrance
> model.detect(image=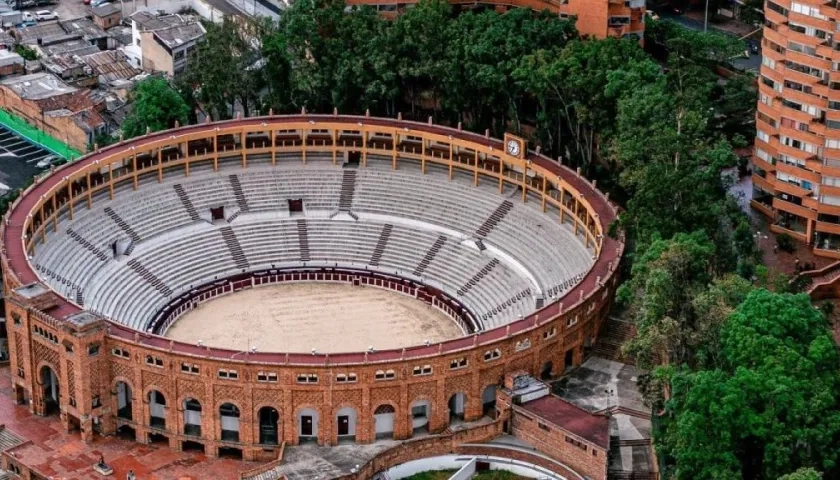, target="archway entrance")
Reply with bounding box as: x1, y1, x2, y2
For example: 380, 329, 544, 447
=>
116, 381, 132, 420
336, 407, 357, 443
373, 404, 395, 440
258, 407, 280, 445
481, 385, 497, 417
219, 403, 240, 442
298, 408, 319, 443
448, 393, 466, 423
541, 361, 553, 380
183, 399, 201, 436
410, 400, 430, 435
40, 366, 59, 415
